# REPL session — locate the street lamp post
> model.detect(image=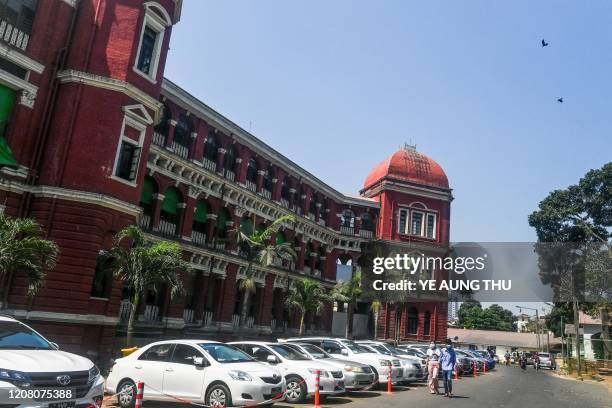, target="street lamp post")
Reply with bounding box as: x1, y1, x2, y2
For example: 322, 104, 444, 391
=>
516, 305, 541, 352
